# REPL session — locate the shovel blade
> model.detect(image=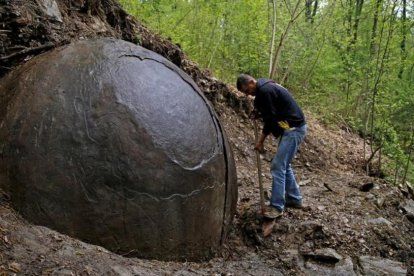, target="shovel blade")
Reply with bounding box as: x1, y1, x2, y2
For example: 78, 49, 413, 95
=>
262, 219, 276, 237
